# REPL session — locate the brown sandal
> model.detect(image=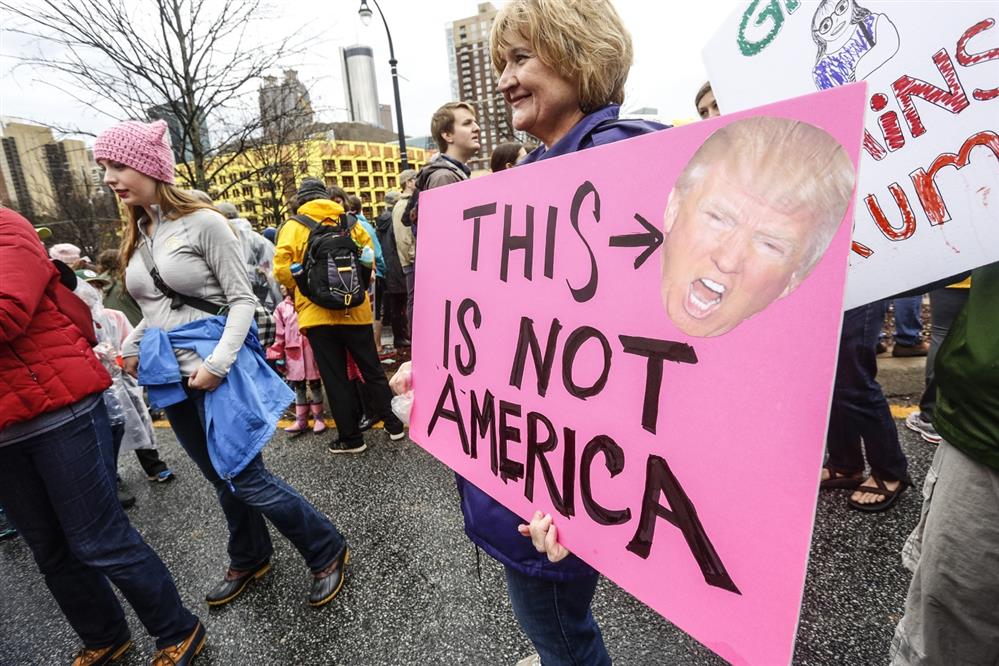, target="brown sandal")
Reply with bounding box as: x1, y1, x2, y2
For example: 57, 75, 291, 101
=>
847, 476, 907, 512
820, 467, 865, 490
